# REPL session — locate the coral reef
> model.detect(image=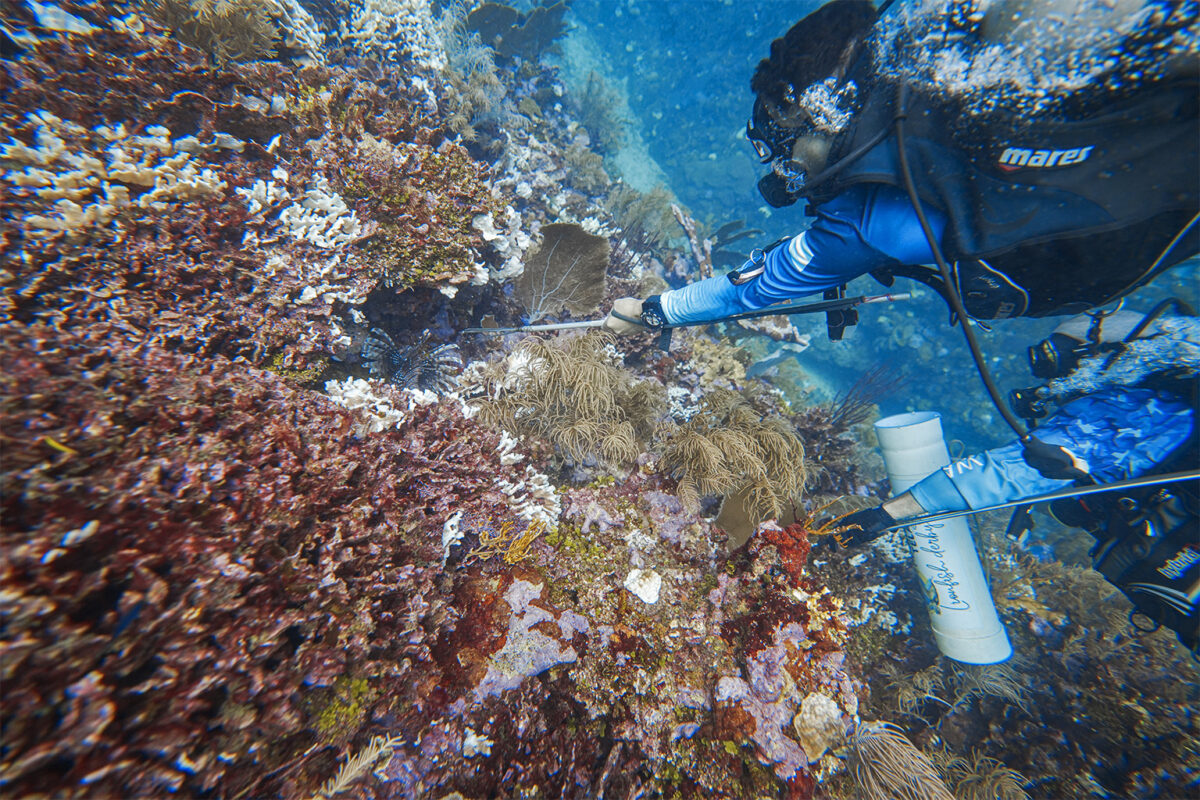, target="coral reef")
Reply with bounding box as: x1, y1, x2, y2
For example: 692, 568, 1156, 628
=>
793, 365, 902, 497
0, 11, 494, 378
0, 321, 532, 797
851, 721, 955, 800
563, 138, 611, 195
139, 0, 325, 65
317, 132, 501, 291
574, 71, 629, 155
437, 1, 513, 145
941, 751, 1031, 800
831, 508, 1200, 800
16, 2, 1169, 799
606, 181, 679, 250
336, 0, 447, 69
659, 389, 808, 522
672, 201, 714, 279
316, 734, 405, 798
